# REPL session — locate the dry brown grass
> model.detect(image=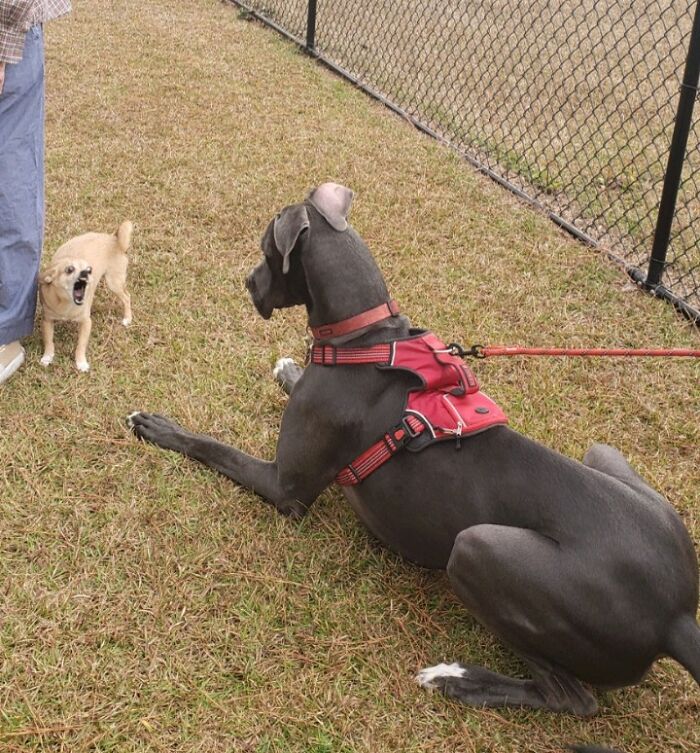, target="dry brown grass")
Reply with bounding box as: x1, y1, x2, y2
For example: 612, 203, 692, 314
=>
0, 1, 698, 751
